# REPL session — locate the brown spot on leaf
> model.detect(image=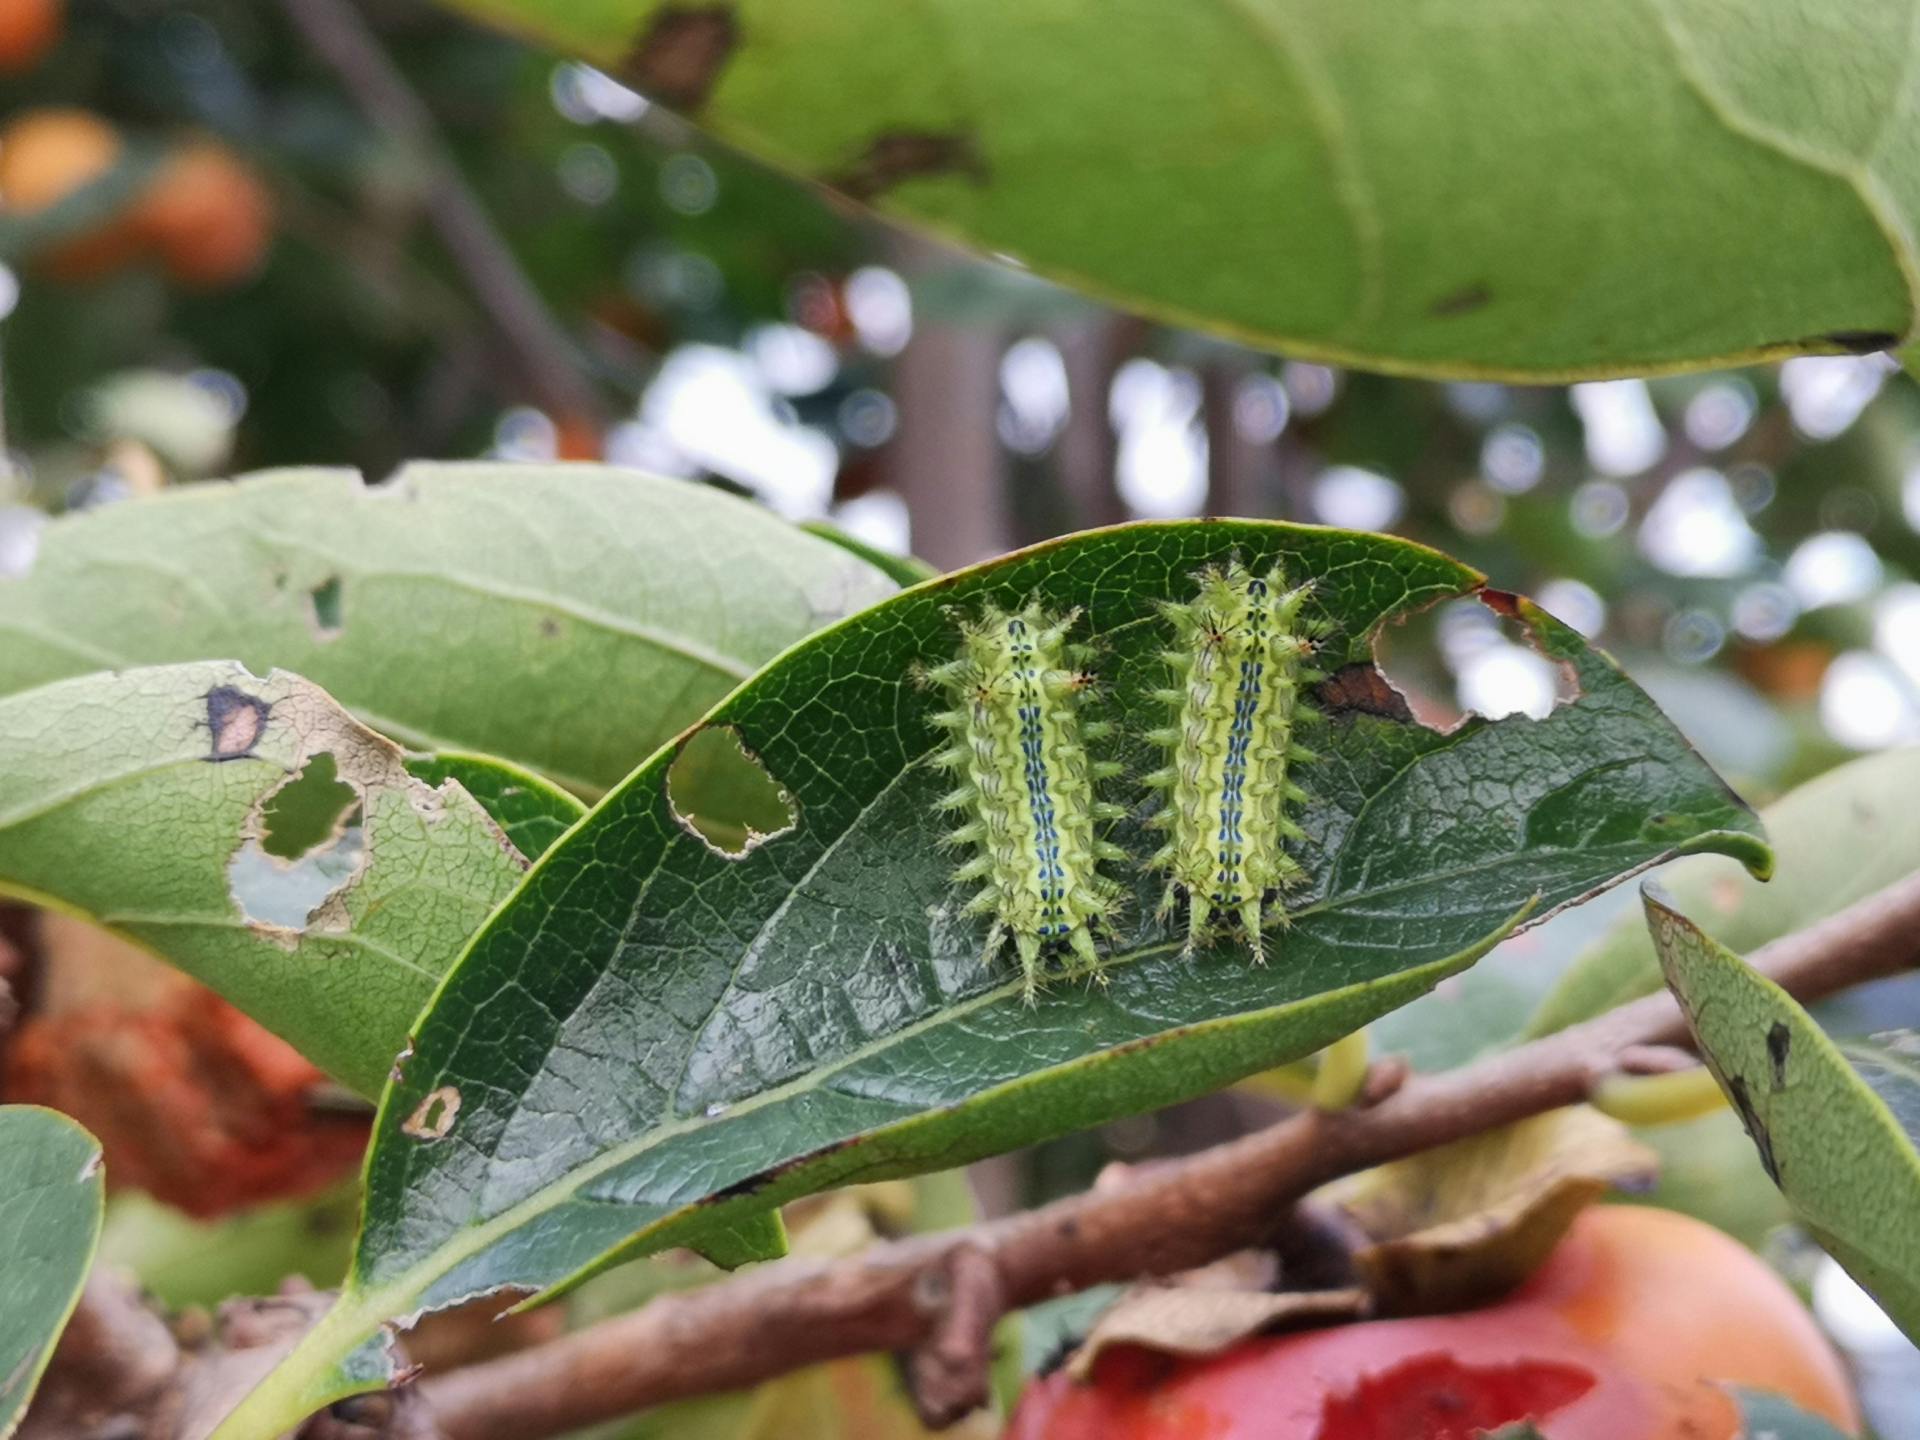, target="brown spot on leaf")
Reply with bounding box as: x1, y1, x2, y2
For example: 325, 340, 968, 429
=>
1314, 663, 1415, 722
626, 5, 738, 112
1727, 1075, 1779, 1183
205, 686, 271, 761
828, 131, 986, 203
707, 1130, 869, 1203
1767, 1022, 1791, 1090
1479, 588, 1523, 620
1431, 283, 1492, 318
402, 1085, 461, 1141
